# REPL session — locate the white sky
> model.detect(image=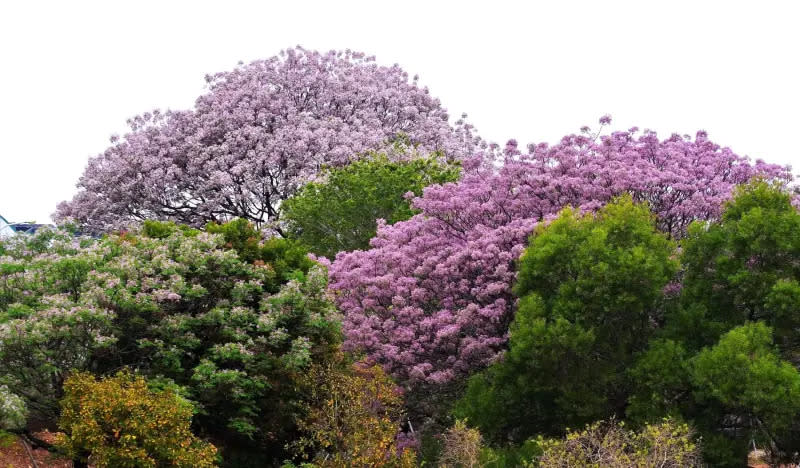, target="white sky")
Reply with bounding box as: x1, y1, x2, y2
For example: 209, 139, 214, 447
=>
1, 0, 798, 224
